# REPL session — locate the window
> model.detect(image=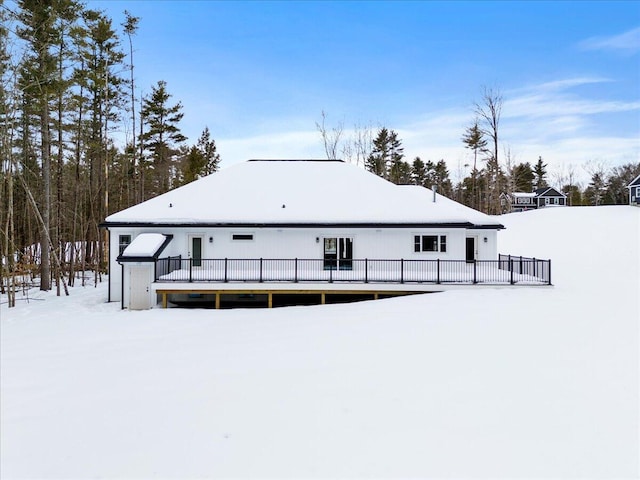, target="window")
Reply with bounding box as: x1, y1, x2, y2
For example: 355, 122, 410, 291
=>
118, 235, 131, 255
414, 235, 447, 253
636, 186, 640, 198
232, 234, 253, 241
323, 237, 353, 270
